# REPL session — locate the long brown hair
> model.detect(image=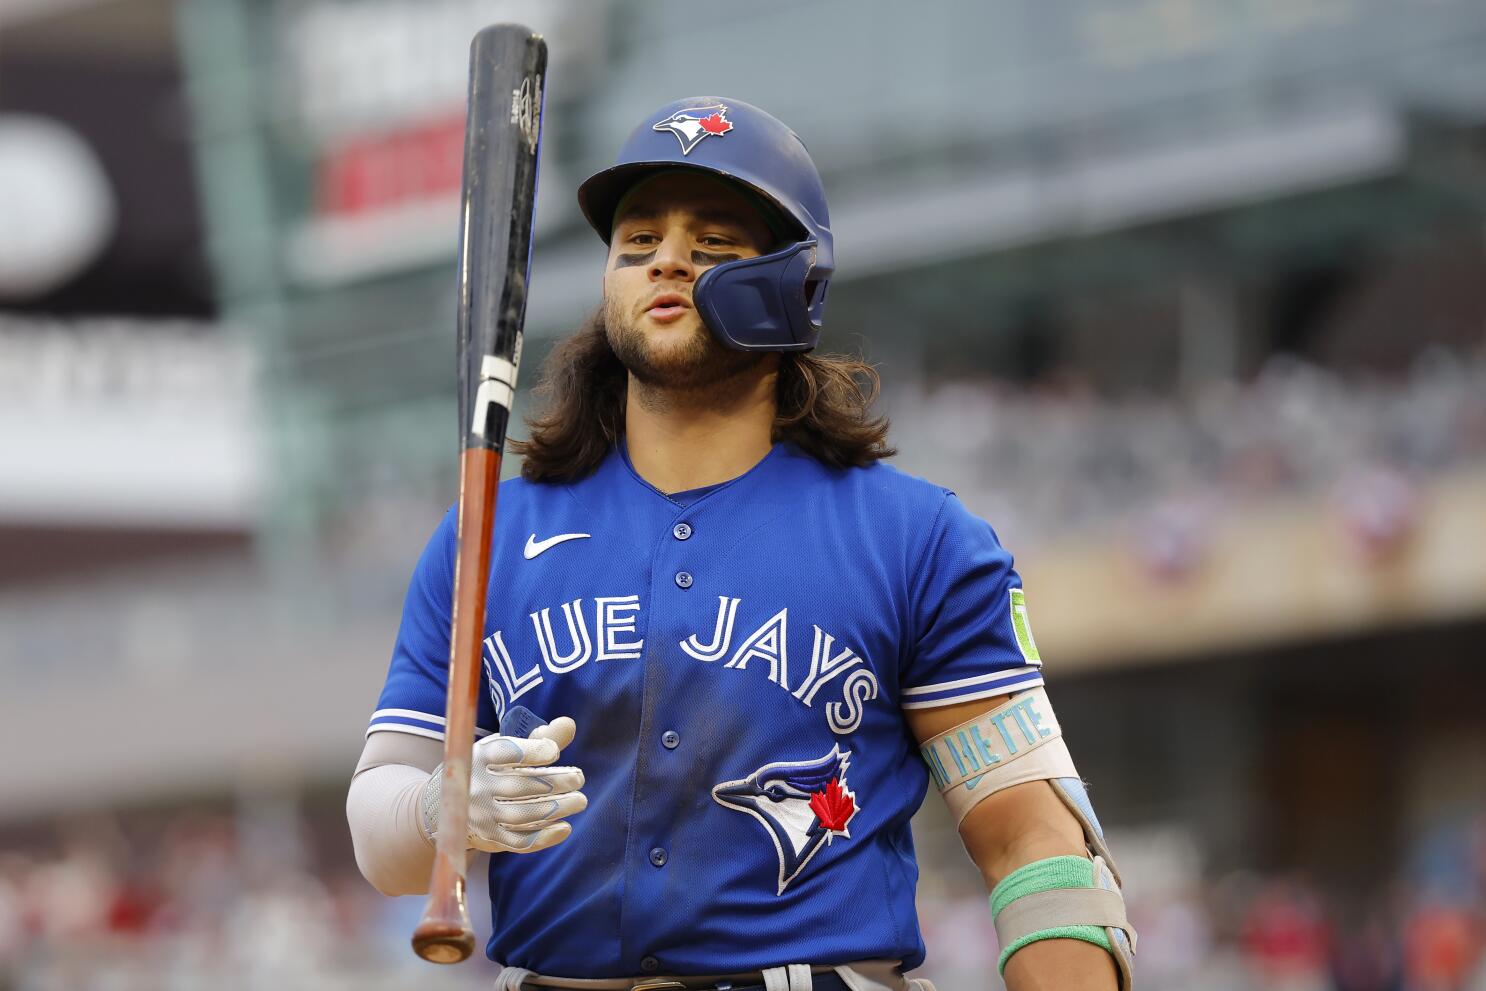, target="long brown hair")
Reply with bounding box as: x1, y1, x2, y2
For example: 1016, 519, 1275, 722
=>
511, 310, 895, 483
